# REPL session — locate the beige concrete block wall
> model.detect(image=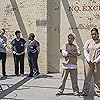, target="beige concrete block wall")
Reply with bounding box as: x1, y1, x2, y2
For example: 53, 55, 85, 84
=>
16, 0, 37, 34
47, 0, 60, 73
1, 0, 100, 74
60, 0, 100, 74
0, 0, 48, 74
36, 0, 48, 73
0, 0, 36, 47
